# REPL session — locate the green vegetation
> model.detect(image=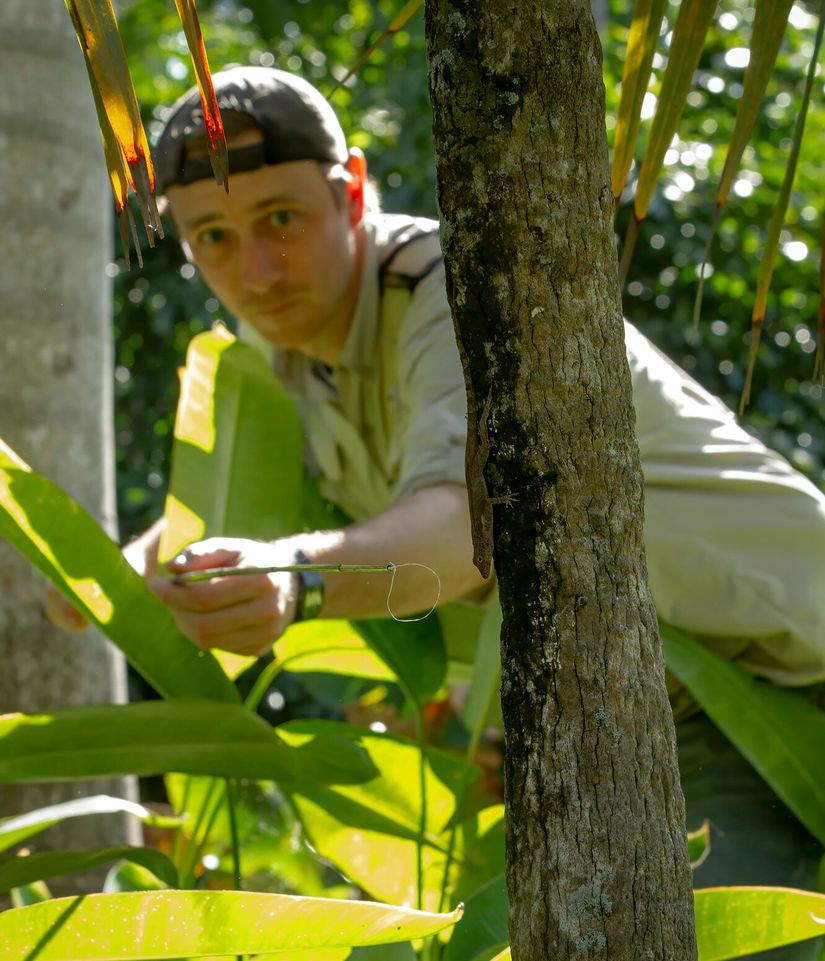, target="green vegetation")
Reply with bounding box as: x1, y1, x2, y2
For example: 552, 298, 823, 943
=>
2, 1, 824, 958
